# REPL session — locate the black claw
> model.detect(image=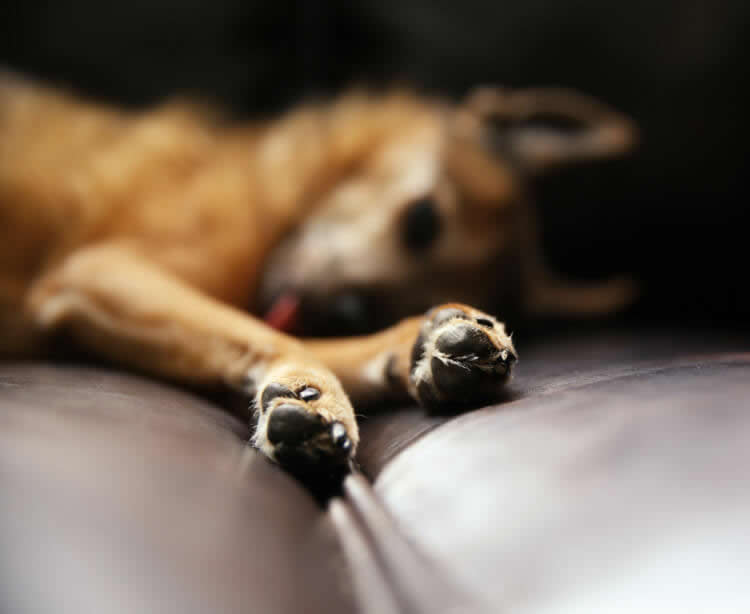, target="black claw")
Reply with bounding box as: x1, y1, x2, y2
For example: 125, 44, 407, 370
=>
331, 422, 350, 450
261, 383, 297, 413
298, 386, 321, 402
